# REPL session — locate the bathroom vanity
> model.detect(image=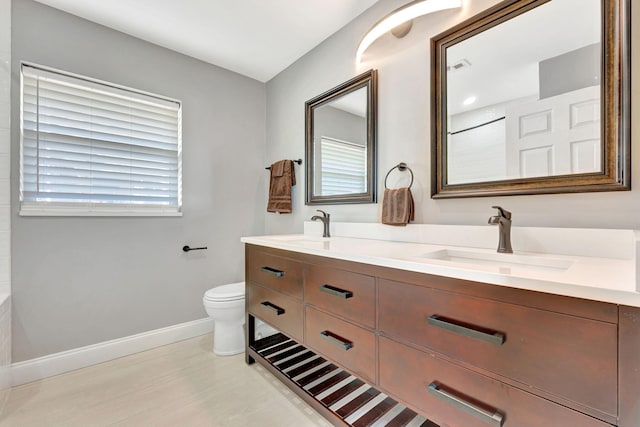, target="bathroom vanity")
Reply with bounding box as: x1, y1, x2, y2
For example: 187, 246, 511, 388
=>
243, 225, 640, 427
